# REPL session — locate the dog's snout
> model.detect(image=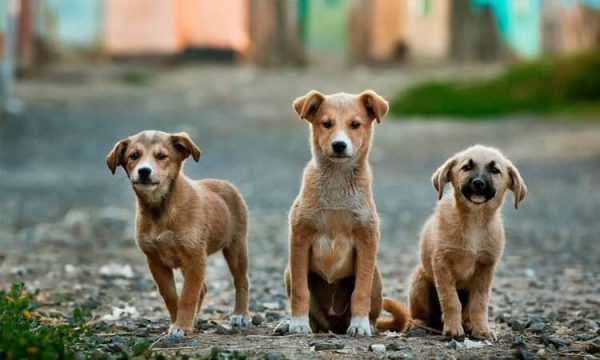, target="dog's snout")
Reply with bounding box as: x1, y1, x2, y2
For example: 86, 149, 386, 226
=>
138, 167, 152, 178
471, 178, 485, 191
331, 141, 347, 154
